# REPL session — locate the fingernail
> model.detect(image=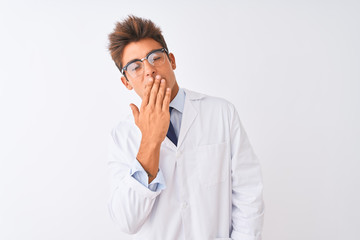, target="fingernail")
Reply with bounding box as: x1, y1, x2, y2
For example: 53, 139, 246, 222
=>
161, 79, 165, 83
156, 75, 161, 80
